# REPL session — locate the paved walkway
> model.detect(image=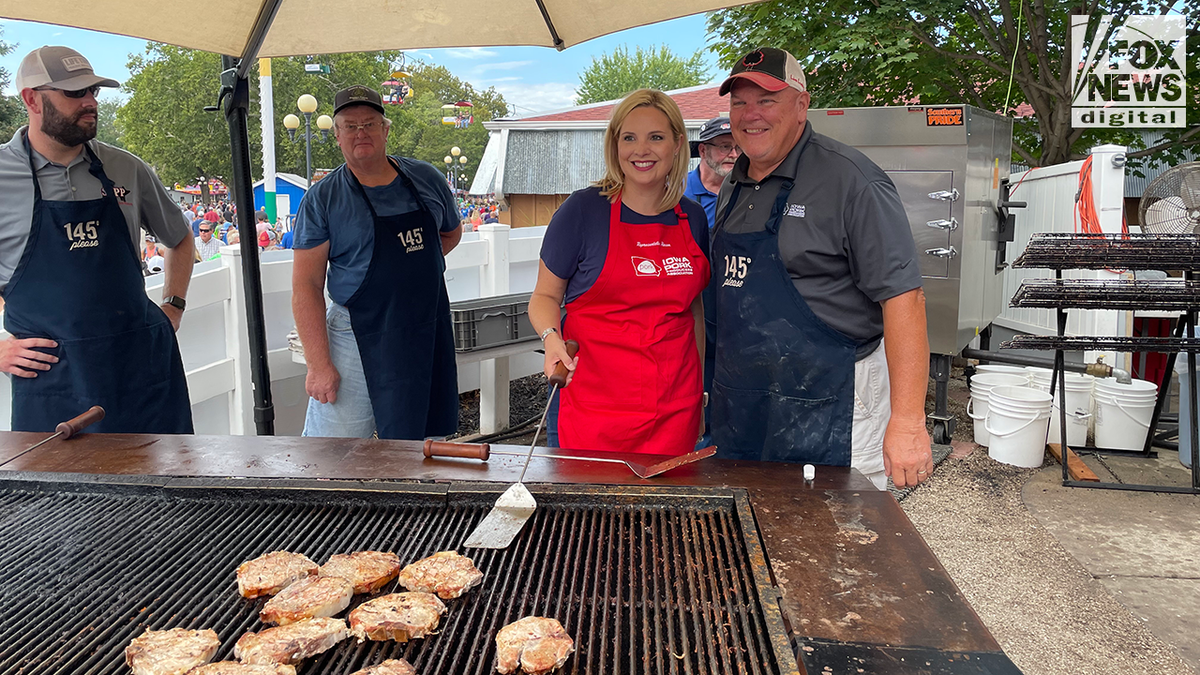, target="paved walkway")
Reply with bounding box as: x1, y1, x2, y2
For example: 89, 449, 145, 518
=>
901, 448, 1197, 675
